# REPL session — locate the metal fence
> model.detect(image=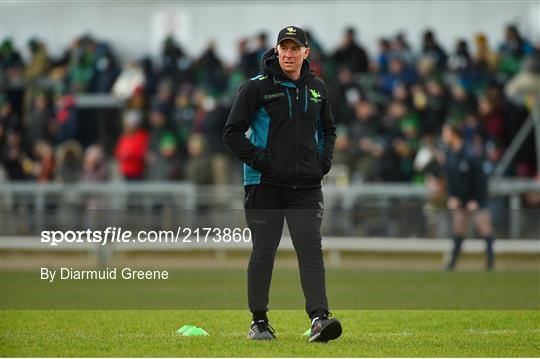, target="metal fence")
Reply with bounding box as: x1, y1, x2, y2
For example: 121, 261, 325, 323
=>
1, 179, 539, 239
